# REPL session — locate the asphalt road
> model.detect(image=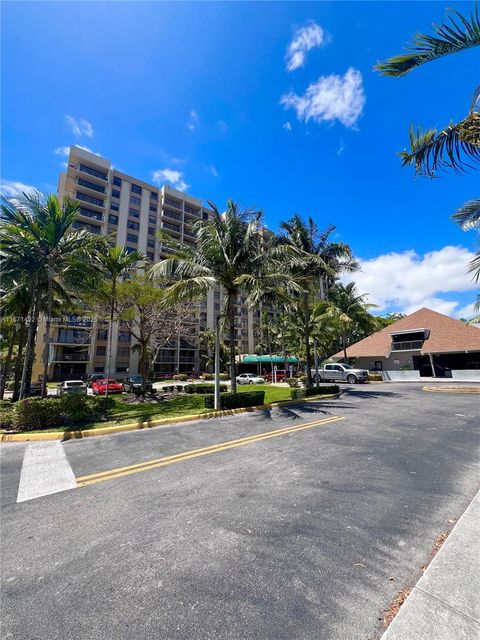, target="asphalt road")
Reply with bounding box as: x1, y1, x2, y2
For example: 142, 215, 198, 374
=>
1, 383, 479, 640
